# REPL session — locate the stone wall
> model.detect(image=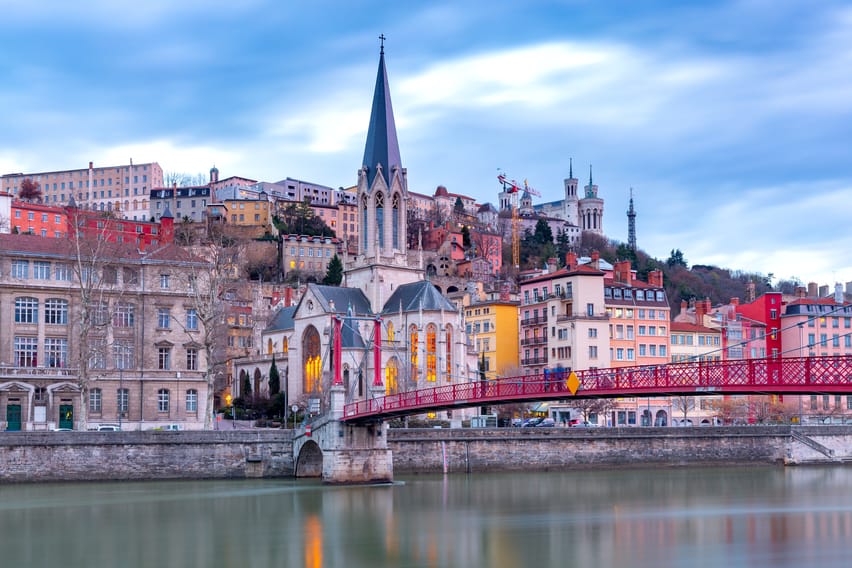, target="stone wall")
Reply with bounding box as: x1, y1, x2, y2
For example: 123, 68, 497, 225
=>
3, 426, 852, 483
0, 430, 293, 483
